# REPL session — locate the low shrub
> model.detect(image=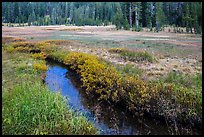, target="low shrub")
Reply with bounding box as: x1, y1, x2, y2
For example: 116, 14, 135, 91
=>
8, 42, 37, 53
33, 61, 48, 71
63, 52, 201, 128
43, 40, 75, 46
11, 42, 35, 48
4, 45, 15, 53
63, 52, 123, 102
14, 46, 31, 52
108, 48, 124, 53
122, 75, 151, 113
32, 52, 47, 60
